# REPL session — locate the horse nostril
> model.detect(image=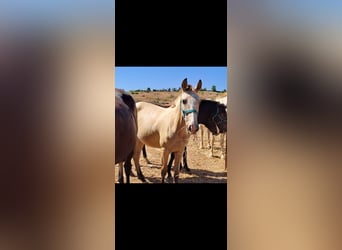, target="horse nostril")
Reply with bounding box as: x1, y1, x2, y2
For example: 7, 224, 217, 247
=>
188, 125, 192, 132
